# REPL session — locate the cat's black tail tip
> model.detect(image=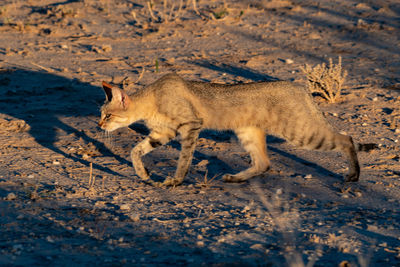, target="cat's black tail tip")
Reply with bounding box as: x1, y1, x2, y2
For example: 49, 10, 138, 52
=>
356, 143, 378, 152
